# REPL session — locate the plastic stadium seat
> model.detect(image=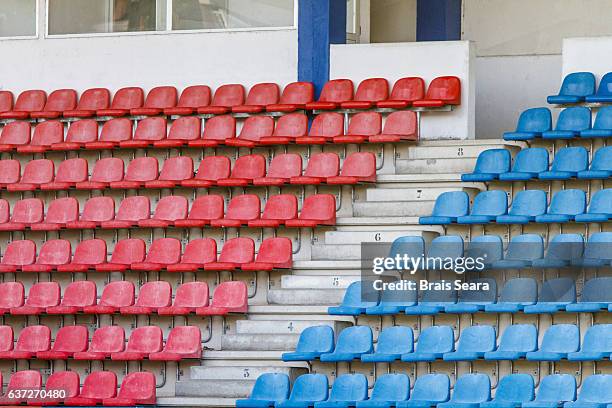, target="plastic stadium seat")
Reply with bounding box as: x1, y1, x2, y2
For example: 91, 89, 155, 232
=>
18, 120, 64, 153
197, 84, 245, 114
102, 372, 156, 406
0, 325, 50, 358
586, 72, 612, 103
174, 195, 224, 227
405, 279, 458, 315
581, 106, 612, 138
334, 111, 382, 144
340, 78, 389, 109
111, 156, 158, 189
427, 236, 463, 264
327, 152, 377, 184
0, 282, 24, 313
572, 232, 612, 268
76, 157, 124, 190
413, 76, 461, 107
361, 326, 413, 362
282, 325, 335, 362
365, 280, 418, 315
0, 89, 46, 119
0, 91, 13, 113
444, 278, 497, 313
543, 107, 591, 139
204, 237, 254, 270
242, 237, 293, 270
164, 85, 211, 115
0, 240, 36, 271
306, 79, 354, 110
0, 199, 7, 225
462, 149, 511, 181
0, 121, 31, 152
539, 147, 588, 180
485, 278, 538, 313
236, 373, 290, 408
66, 197, 115, 230
217, 154, 266, 186
121, 117, 166, 148
46, 281, 97, 314
180, 156, 231, 188
401, 326, 454, 362
64, 371, 117, 406
260, 113, 308, 145
131, 238, 182, 271
328, 281, 379, 315
267, 81, 314, 112
356, 374, 410, 408
0, 327, 13, 353
74, 326, 125, 360
291, 153, 339, 185
40, 158, 88, 190
86, 118, 132, 149
253, 154, 302, 187
567, 324, 612, 361
63, 87, 110, 118
575, 189, 612, 222
154, 116, 201, 147
158, 282, 209, 315
566, 277, 612, 313
419, 191, 469, 224
480, 374, 534, 408
523, 278, 576, 314
233, 82, 280, 113
297, 112, 344, 144
196, 281, 248, 315
0, 371, 42, 404
496, 190, 548, 224
277, 373, 329, 408
437, 374, 490, 408
464, 235, 503, 268
31, 89, 77, 119
138, 196, 188, 228
95, 238, 145, 271
526, 324, 579, 361
11, 282, 60, 315
149, 326, 201, 360
111, 326, 163, 361
97, 86, 144, 116
491, 234, 543, 269
285, 194, 336, 227
535, 189, 586, 223
396, 374, 450, 408
499, 148, 549, 181
547, 72, 595, 104
441, 325, 495, 361
83, 281, 135, 314
167, 238, 217, 272
22, 239, 71, 272
0, 159, 20, 187
120, 281, 172, 314
369, 110, 418, 143
36, 325, 88, 359
457, 190, 508, 224
130, 85, 177, 116
101, 196, 150, 229
31, 197, 79, 231
8, 159, 54, 192
522, 375, 577, 408
34, 371, 80, 405
376, 77, 425, 109
211, 194, 260, 228
564, 375, 612, 408
188, 115, 235, 147
484, 324, 537, 360
314, 374, 368, 408
532, 234, 584, 268
578, 147, 612, 179
503, 107, 552, 141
